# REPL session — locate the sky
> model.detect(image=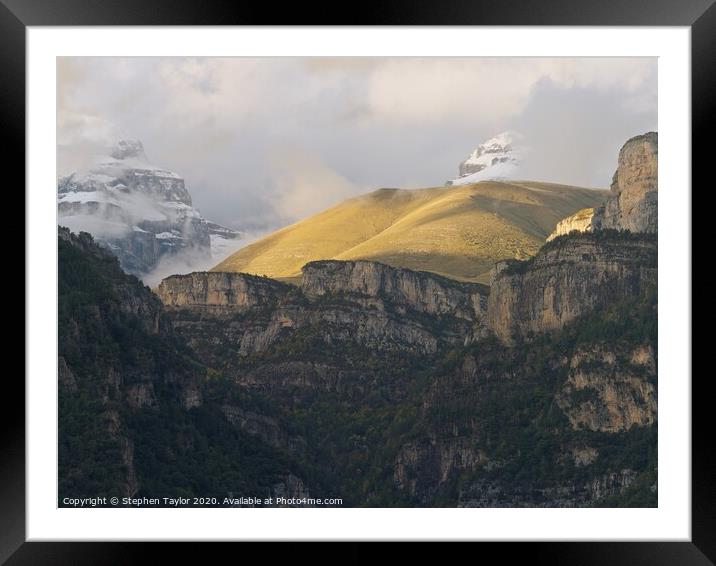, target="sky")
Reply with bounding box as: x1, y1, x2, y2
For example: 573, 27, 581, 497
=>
57, 57, 657, 235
